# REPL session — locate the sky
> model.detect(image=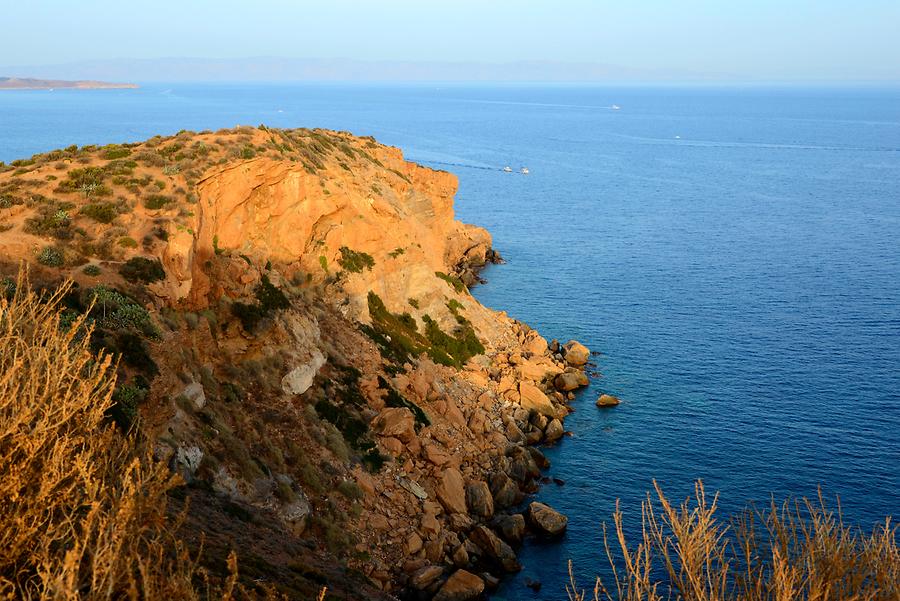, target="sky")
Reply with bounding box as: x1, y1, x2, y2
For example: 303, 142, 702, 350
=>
3, 0, 899, 82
